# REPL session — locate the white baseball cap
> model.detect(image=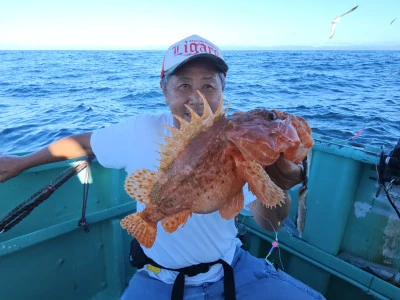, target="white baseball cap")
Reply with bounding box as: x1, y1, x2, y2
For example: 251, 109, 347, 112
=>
160, 34, 229, 78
